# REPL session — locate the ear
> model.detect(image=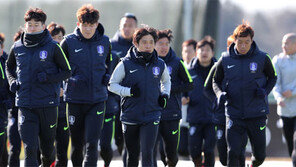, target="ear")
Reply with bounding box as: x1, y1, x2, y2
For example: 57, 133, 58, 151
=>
119, 23, 121, 30
24, 23, 28, 30
133, 41, 138, 48
234, 39, 238, 45
76, 22, 80, 27
119, 18, 124, 30
95, 22, 99, 27
42, 24, 46, 30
